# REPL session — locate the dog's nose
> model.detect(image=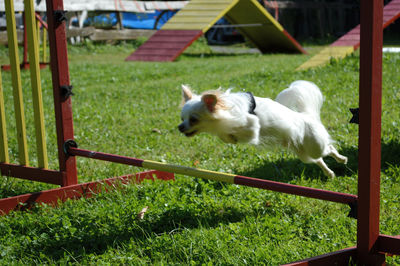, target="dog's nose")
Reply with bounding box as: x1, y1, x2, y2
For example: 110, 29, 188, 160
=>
178, 123, 185, 133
